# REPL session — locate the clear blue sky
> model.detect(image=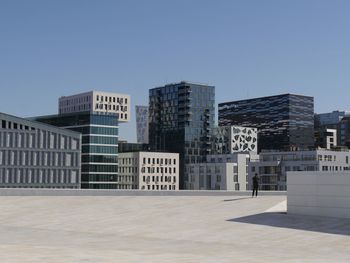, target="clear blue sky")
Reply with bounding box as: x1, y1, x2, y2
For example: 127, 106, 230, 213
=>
1, 0, 350, 142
